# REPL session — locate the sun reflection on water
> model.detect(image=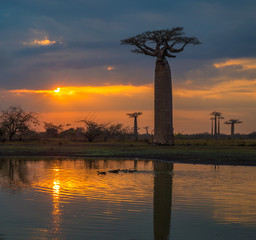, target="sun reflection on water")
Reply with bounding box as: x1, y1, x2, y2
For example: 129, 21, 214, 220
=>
49, 167, 63, 239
